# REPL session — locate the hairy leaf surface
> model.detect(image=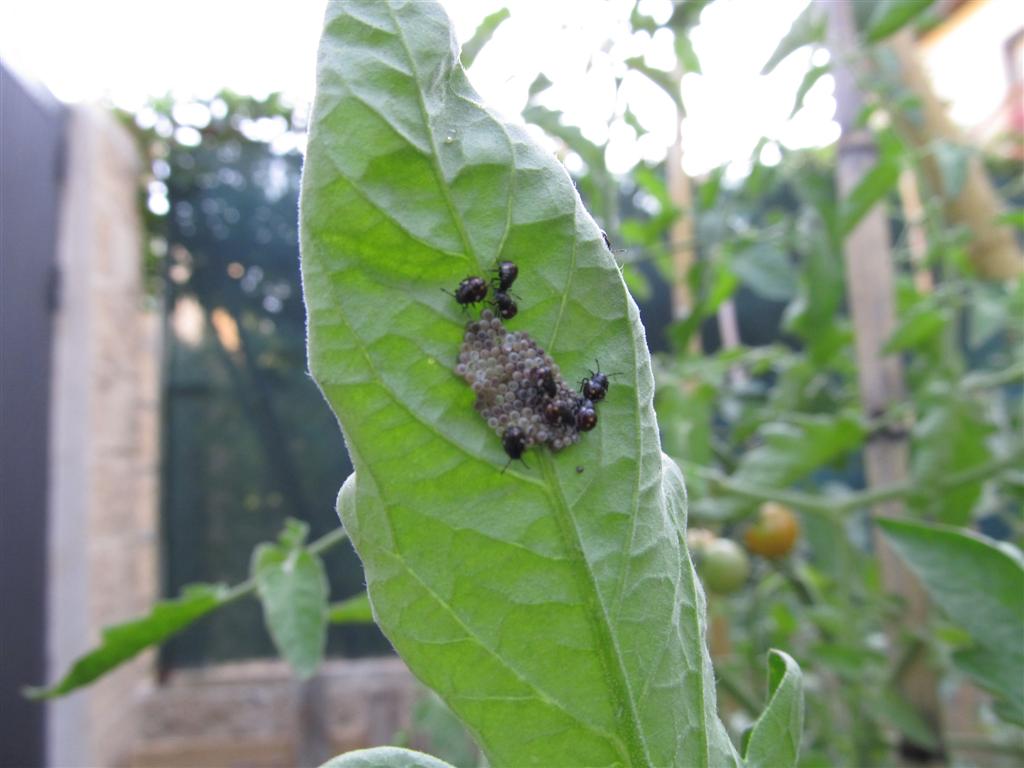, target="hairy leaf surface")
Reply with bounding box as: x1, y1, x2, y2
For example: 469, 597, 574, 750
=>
301, 1, 738, 765
743, 650, 804, 768
321, 746, 455, 768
